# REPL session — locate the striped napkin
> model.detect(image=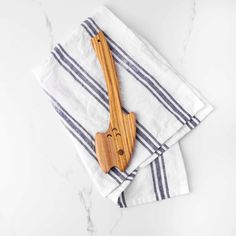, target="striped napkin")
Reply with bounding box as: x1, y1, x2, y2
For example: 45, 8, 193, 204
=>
34, 6, 213, 207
